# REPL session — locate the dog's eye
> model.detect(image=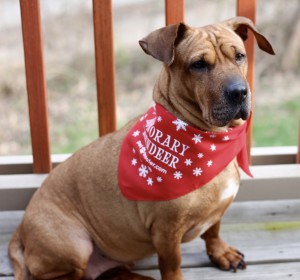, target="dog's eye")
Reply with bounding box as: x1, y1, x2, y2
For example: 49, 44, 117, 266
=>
235, 53, 246, 63
191, 59, 208, 71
